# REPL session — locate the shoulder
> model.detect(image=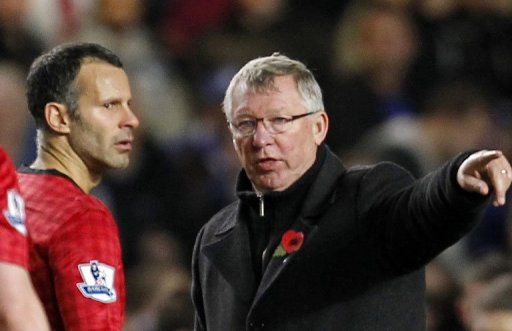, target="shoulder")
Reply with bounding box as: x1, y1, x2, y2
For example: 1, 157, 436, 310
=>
77, 195, 112, 217
20, 172, 116, 241
68, 202, 114, 225
344, 161, 414, 187
19, 171, 112, 219
196, 201, 239, 244
341, 162, 416, 209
